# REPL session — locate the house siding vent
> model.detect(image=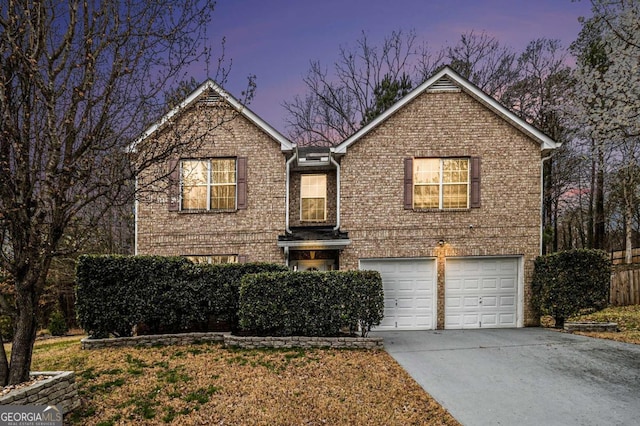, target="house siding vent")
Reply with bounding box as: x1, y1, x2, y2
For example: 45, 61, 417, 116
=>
199, 91, 222, 105
427, 77, 460, 92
